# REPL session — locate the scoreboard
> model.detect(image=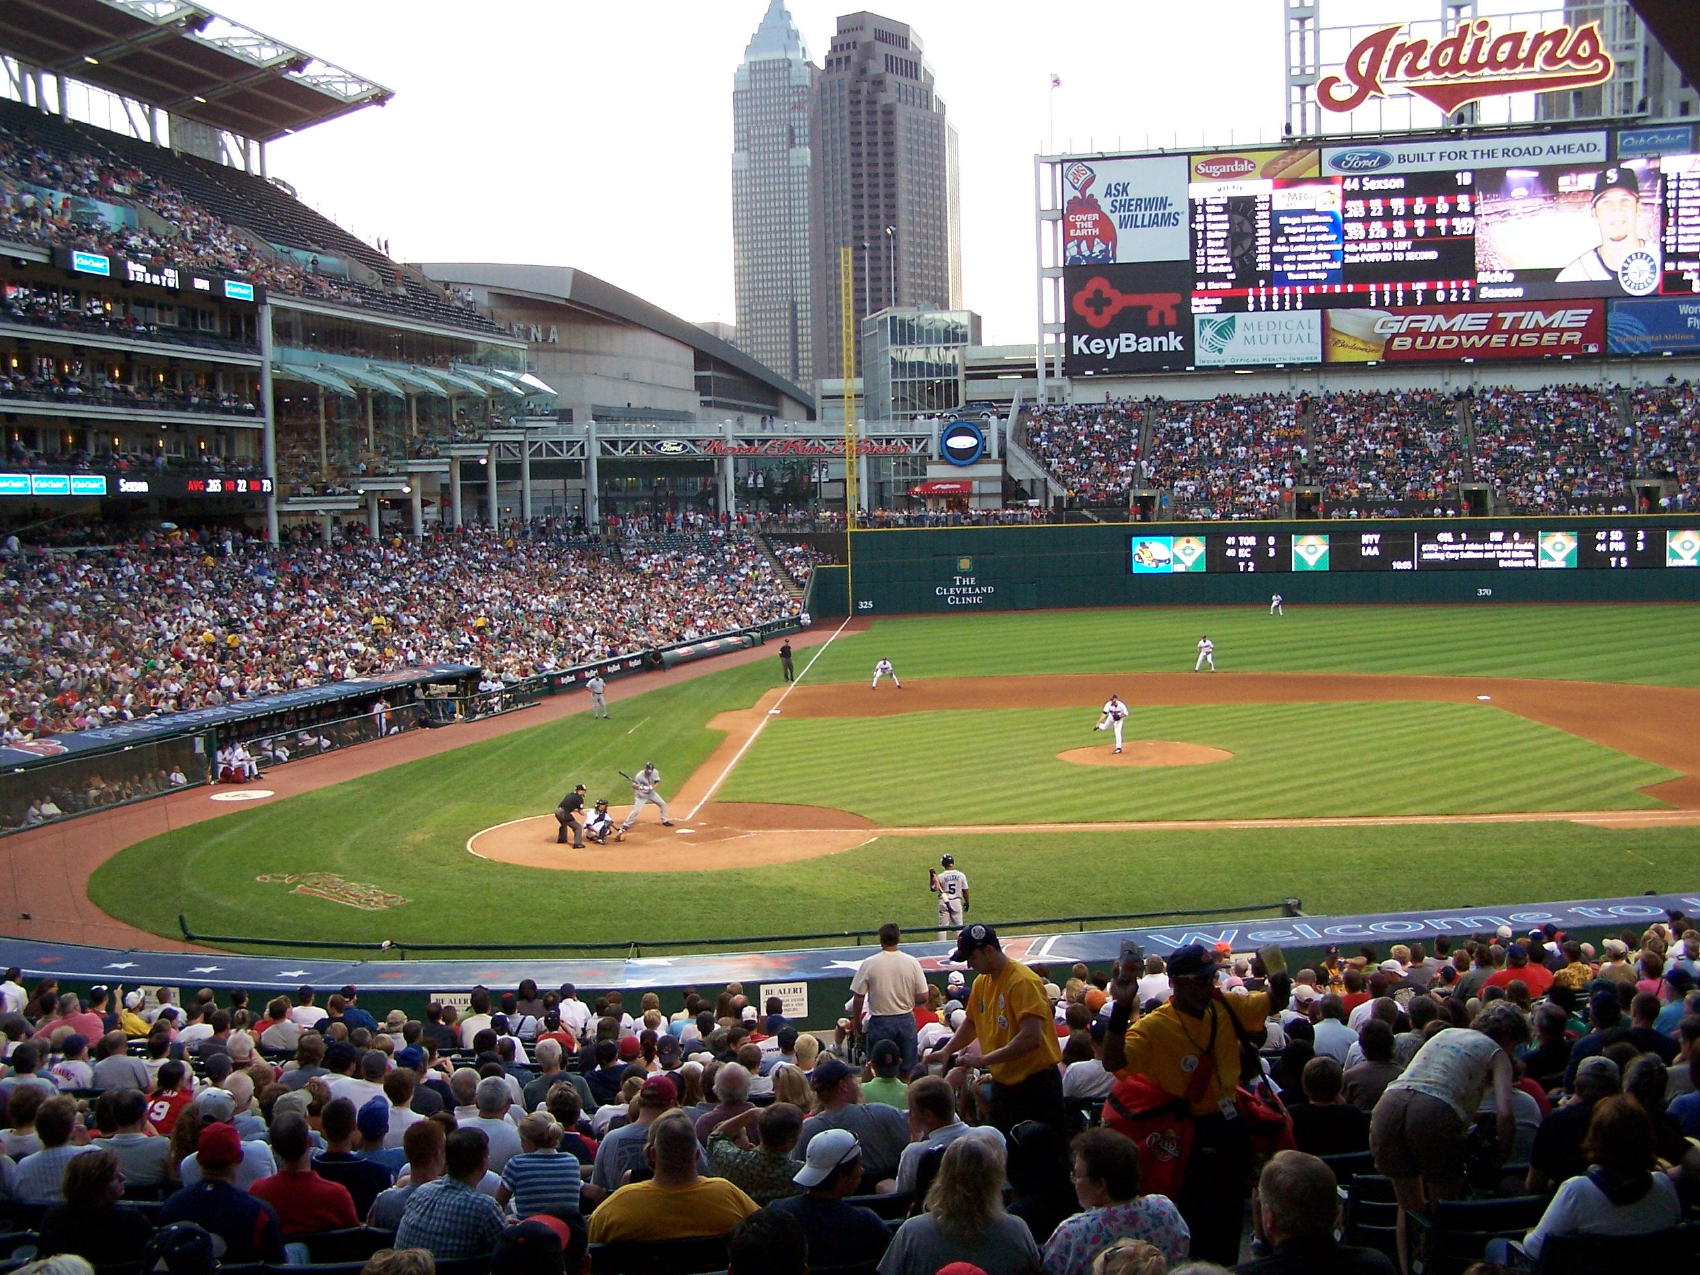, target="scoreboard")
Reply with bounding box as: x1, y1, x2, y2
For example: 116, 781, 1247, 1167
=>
1061, 124, 1700, 374
1130, 527, 1699, 574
